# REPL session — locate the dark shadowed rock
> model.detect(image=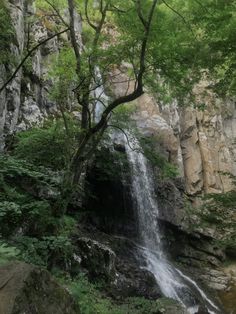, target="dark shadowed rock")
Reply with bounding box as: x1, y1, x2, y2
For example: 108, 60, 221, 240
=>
0, 262, 80, 314
75, 237, 116, 281
111, 259, 162, 300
